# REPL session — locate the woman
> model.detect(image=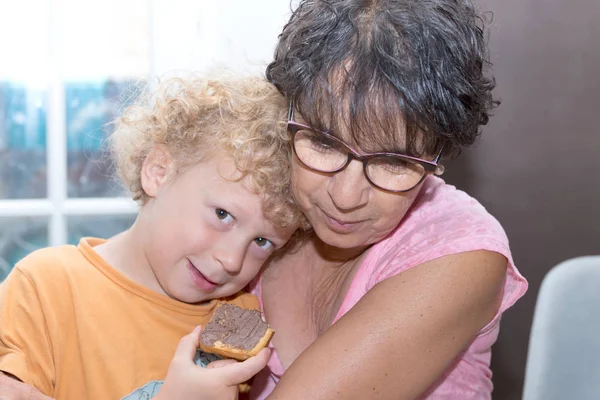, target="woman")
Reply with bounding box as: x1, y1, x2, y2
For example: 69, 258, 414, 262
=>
248, 0, 527, 399
0, 1, 527, 399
